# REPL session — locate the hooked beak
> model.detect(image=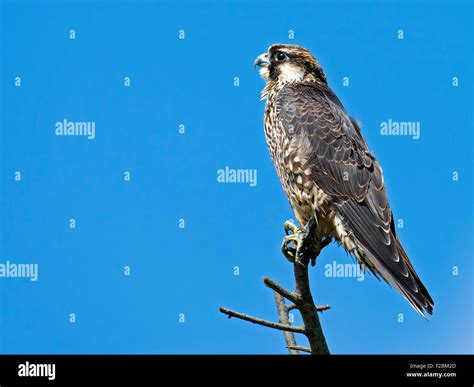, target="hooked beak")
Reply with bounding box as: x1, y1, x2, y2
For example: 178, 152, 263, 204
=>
253, 53, 269, 68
